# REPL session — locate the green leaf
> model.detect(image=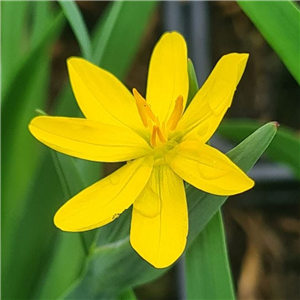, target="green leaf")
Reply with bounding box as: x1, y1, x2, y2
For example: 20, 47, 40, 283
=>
91, 1, 157, 77
185, 58, 232, 300
34, 231, 86, 300
2, 9, 64, 300
2, 8, 64, 102
2, 152, 64, 300
61, 122, 277, 299
31, 151, 96, 300
51, 152, 97, 249
31, 1, 52, 45
218, 119, 300, 180
186, 58, 199, 107
1, 0, 29, 90
58, 0, 92, 60
237, 1, 300, 84
118, 288, 137, 300
185, 210, 235, 300
2, 10, 64, 252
